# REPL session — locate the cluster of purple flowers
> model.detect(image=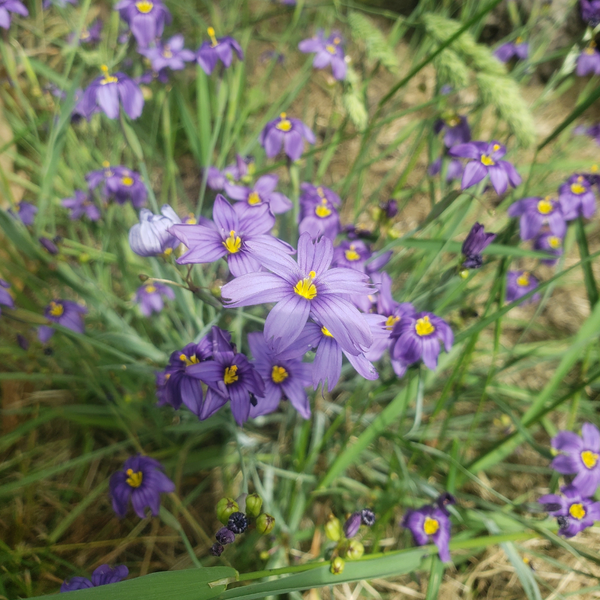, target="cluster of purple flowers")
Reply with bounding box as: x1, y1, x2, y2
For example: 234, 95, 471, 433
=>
539, 423, 600, 537
61, 564, 128, 592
